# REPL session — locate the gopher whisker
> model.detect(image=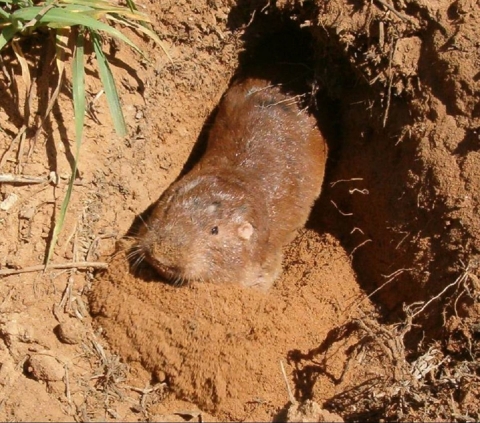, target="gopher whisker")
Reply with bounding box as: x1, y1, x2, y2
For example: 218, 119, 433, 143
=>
138, 214, 151, 231
131, 252, 146, 271
126, 246, 143, 261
